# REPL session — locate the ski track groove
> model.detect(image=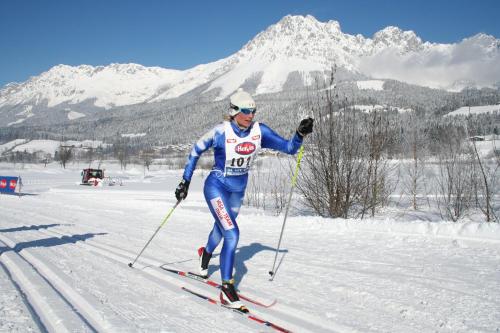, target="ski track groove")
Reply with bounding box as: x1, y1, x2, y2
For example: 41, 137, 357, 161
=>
39, 229, 294, 333
77, 230, 350, 332
0, 248, 46, 333
0, 207, 261, 296
0, 226, 214, 333
3, 171, 500, 332
0, 218, 293, 333
41, 227, 328, 333
0, 238, 94, 332
1, 210, 347, 332
0, 231, 132, 333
